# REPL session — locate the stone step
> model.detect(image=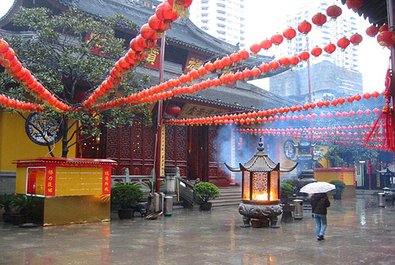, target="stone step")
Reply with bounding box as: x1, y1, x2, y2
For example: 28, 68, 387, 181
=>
211, 200, 241, 207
